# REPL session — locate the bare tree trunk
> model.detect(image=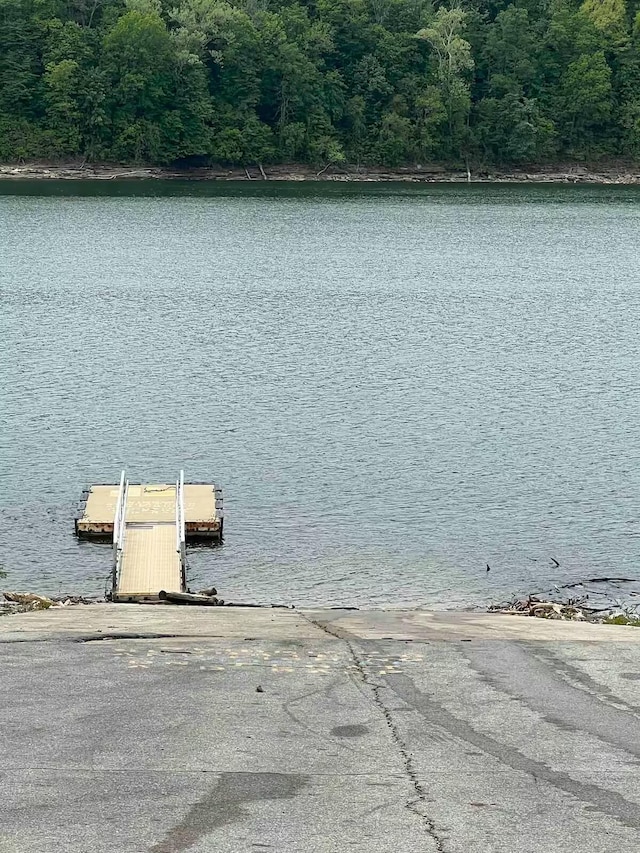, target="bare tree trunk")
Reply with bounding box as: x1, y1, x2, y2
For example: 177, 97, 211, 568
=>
277, 85, 289, 137
87, 0, 100, 28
